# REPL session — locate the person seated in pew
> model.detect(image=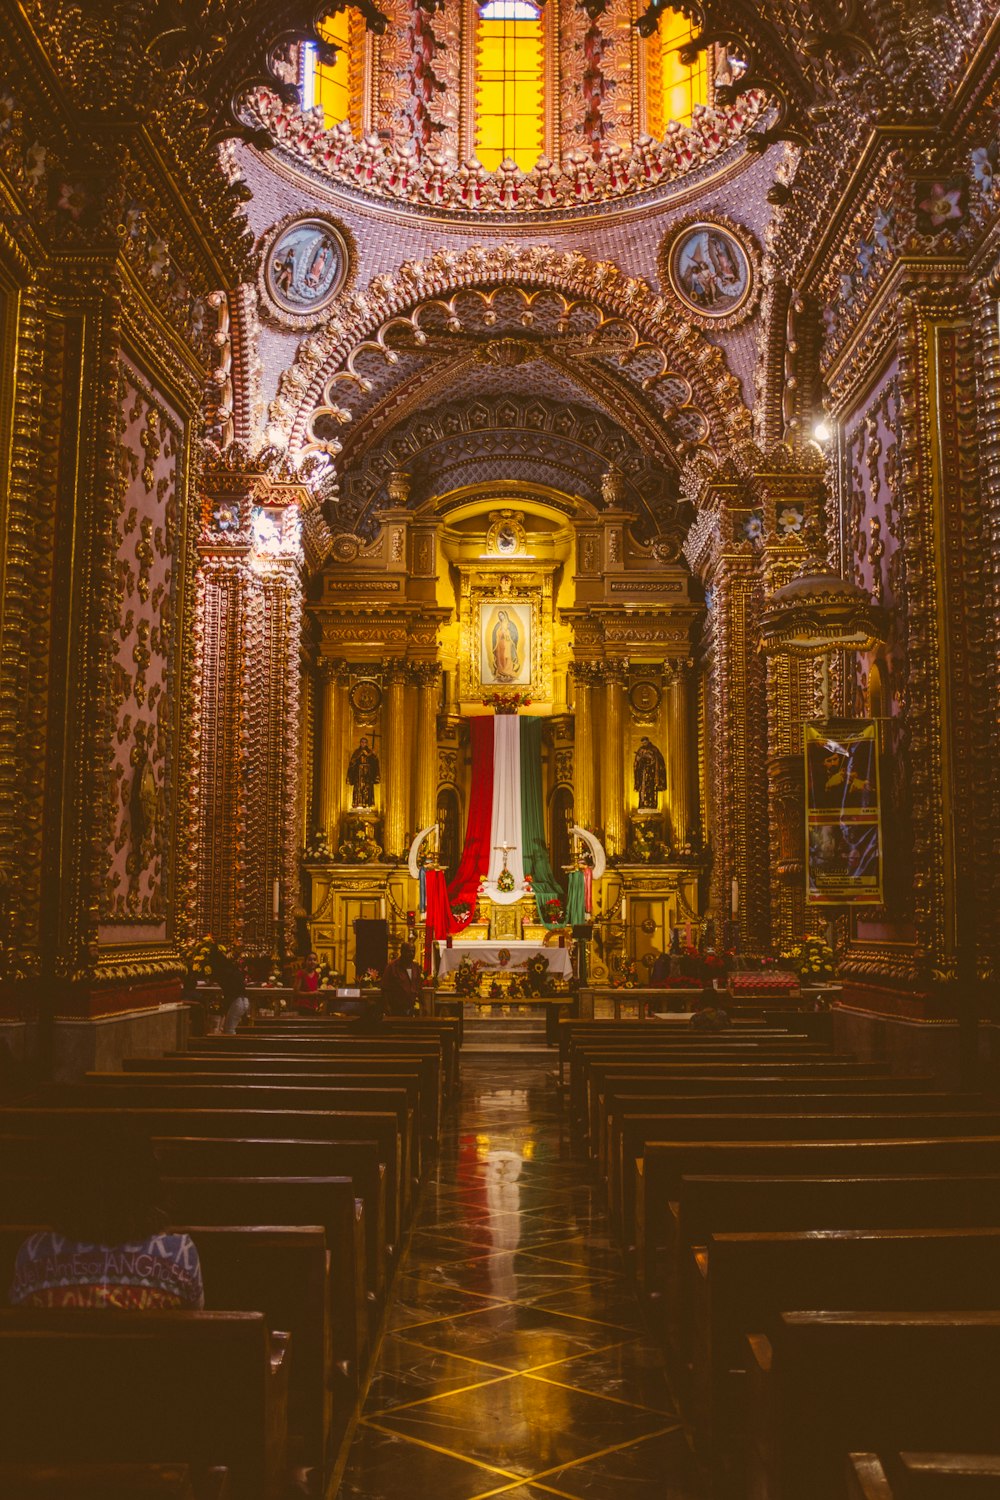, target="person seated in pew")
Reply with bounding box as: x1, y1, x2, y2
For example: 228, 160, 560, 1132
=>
689, 999, 732, 1031
292, 952, 322, 1016
381, 942, 422, 1018
7, 1126, 204, 1311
